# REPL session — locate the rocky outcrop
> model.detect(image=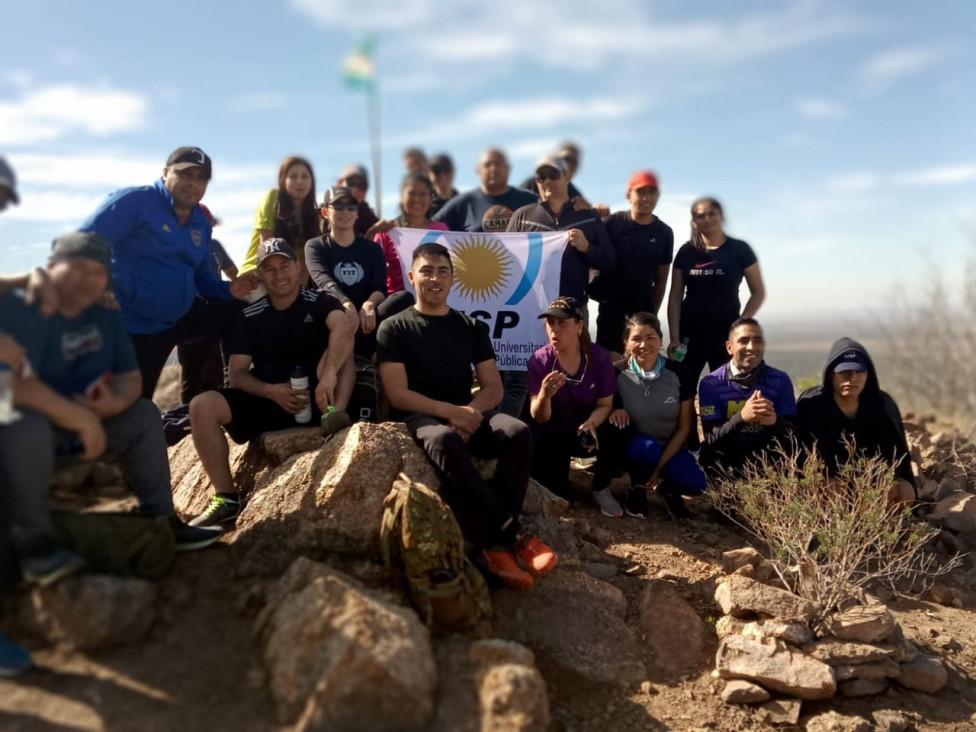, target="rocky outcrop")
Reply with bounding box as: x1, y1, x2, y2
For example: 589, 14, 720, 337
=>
638, 579, 712, 679
714, 574, 818, 623
258, 558, 437, 731
715, 634, 837, 700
